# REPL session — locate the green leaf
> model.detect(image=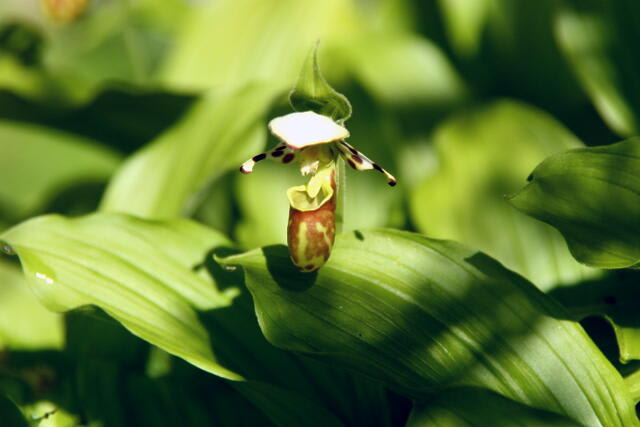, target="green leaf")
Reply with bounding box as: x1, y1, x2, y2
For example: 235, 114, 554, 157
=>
0, 213, 390, 426
159, 0, 354, 92
409, 100, 597, 290
289, 43, 351, 123
555, 1, 640, 136
343, 33, 466, 108
0, 259, 63, 350
0, 212, 243, 380
0, 394, 28, 427
437, 0, 491, 57
100, 84, 277, 219
0, 120, 121, 221
407, 387, 580, 427
509, 138, 640, 269
548, 271, 640, 363
220, 229, 637, 426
